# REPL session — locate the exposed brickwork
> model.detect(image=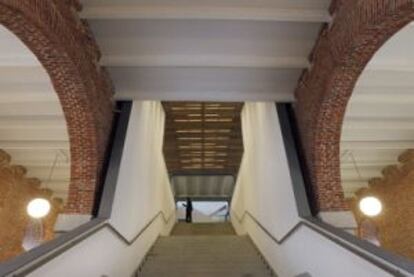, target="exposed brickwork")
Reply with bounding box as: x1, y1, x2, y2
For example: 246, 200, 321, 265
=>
0, 150, 63, 261
349, 149, 414, 260
294, 0, 414, 212
0, 1, 114, 214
